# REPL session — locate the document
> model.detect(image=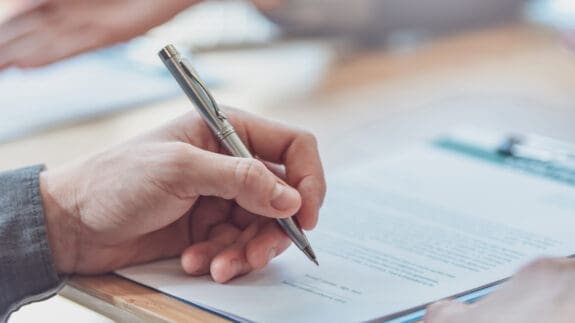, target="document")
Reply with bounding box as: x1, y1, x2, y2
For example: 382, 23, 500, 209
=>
117, 130, 575, 322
